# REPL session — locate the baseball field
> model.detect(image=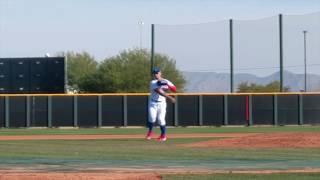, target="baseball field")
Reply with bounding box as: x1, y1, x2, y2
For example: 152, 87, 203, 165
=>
0, 126, 319, 179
